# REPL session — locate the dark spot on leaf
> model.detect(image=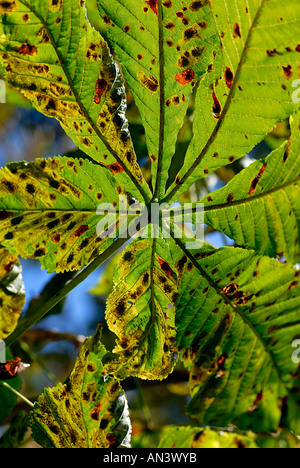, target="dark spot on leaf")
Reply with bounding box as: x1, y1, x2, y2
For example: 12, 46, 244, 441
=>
90, 403, 100, 421
26, 183, 36, 195
227, 193, 234, 203
225, 67, 234, 89
212, 91, 222, 118
233, 23, 241, 38
0, 210, 13, 221
0, 1, 17, 12
116, 298, 127, 316
288, 281, 298, 291
11, 216, 23, 226
100, 418, 109, 430
222, 283, 238, 295
163, 0, 173, 7
50, 179, 60, 189
183, 26, 200, 42
143, 272, 150, 285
